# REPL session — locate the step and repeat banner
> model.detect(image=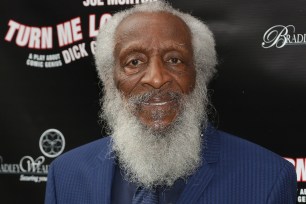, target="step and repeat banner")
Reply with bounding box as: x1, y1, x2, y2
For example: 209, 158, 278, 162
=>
1, 0, 306, 203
